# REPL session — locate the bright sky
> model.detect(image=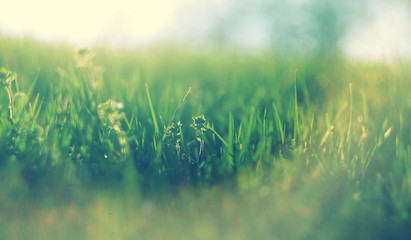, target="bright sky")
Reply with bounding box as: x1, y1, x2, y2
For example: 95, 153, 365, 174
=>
343, 0, 411, 61
0, 0, 195, 45
1, 0, 411, 60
